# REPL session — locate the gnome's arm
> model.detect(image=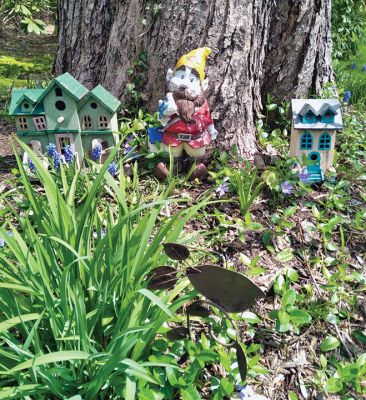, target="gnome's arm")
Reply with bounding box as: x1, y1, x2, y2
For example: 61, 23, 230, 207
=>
204, 107, 217, 140
158, 93, 177, 126
207, 122, 218, 140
